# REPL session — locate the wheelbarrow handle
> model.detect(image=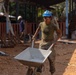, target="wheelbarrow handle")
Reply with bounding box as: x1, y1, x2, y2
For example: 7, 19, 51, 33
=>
47, 43, 55, 50
31, 40, 35, 48
48, 39, 58, 50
